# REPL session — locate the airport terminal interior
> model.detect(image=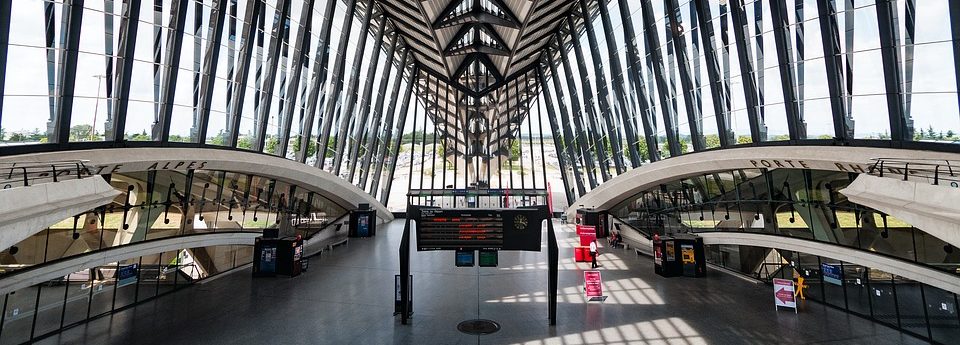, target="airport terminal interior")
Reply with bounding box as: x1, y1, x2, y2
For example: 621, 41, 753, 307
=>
0, 0, 959, 344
